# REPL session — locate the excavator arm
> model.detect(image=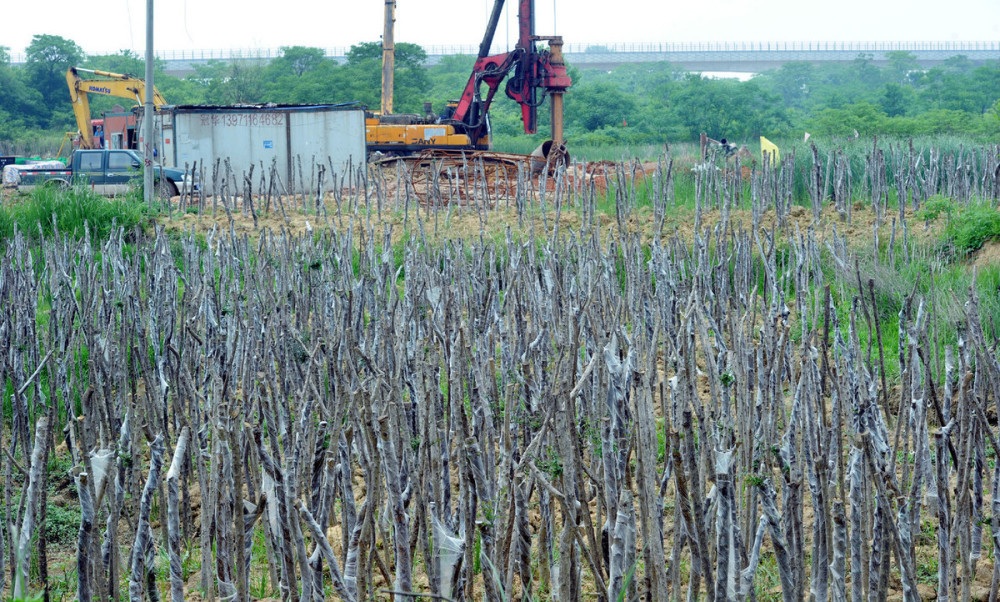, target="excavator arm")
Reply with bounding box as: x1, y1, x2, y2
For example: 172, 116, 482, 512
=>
66, 67, 167, 149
